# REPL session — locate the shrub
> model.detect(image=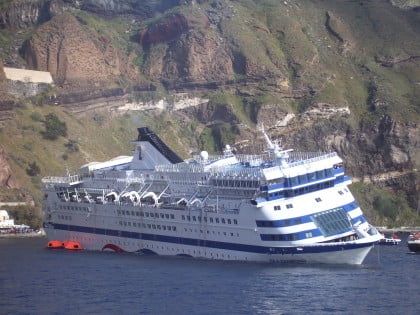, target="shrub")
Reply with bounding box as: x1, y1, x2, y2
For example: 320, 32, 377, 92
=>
41, 113, 67, 140
26, 161, 40, 177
